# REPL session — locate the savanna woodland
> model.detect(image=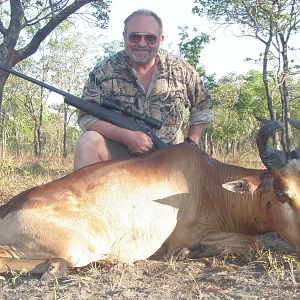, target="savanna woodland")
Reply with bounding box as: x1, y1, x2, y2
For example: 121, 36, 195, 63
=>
0, 1, 300, 299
